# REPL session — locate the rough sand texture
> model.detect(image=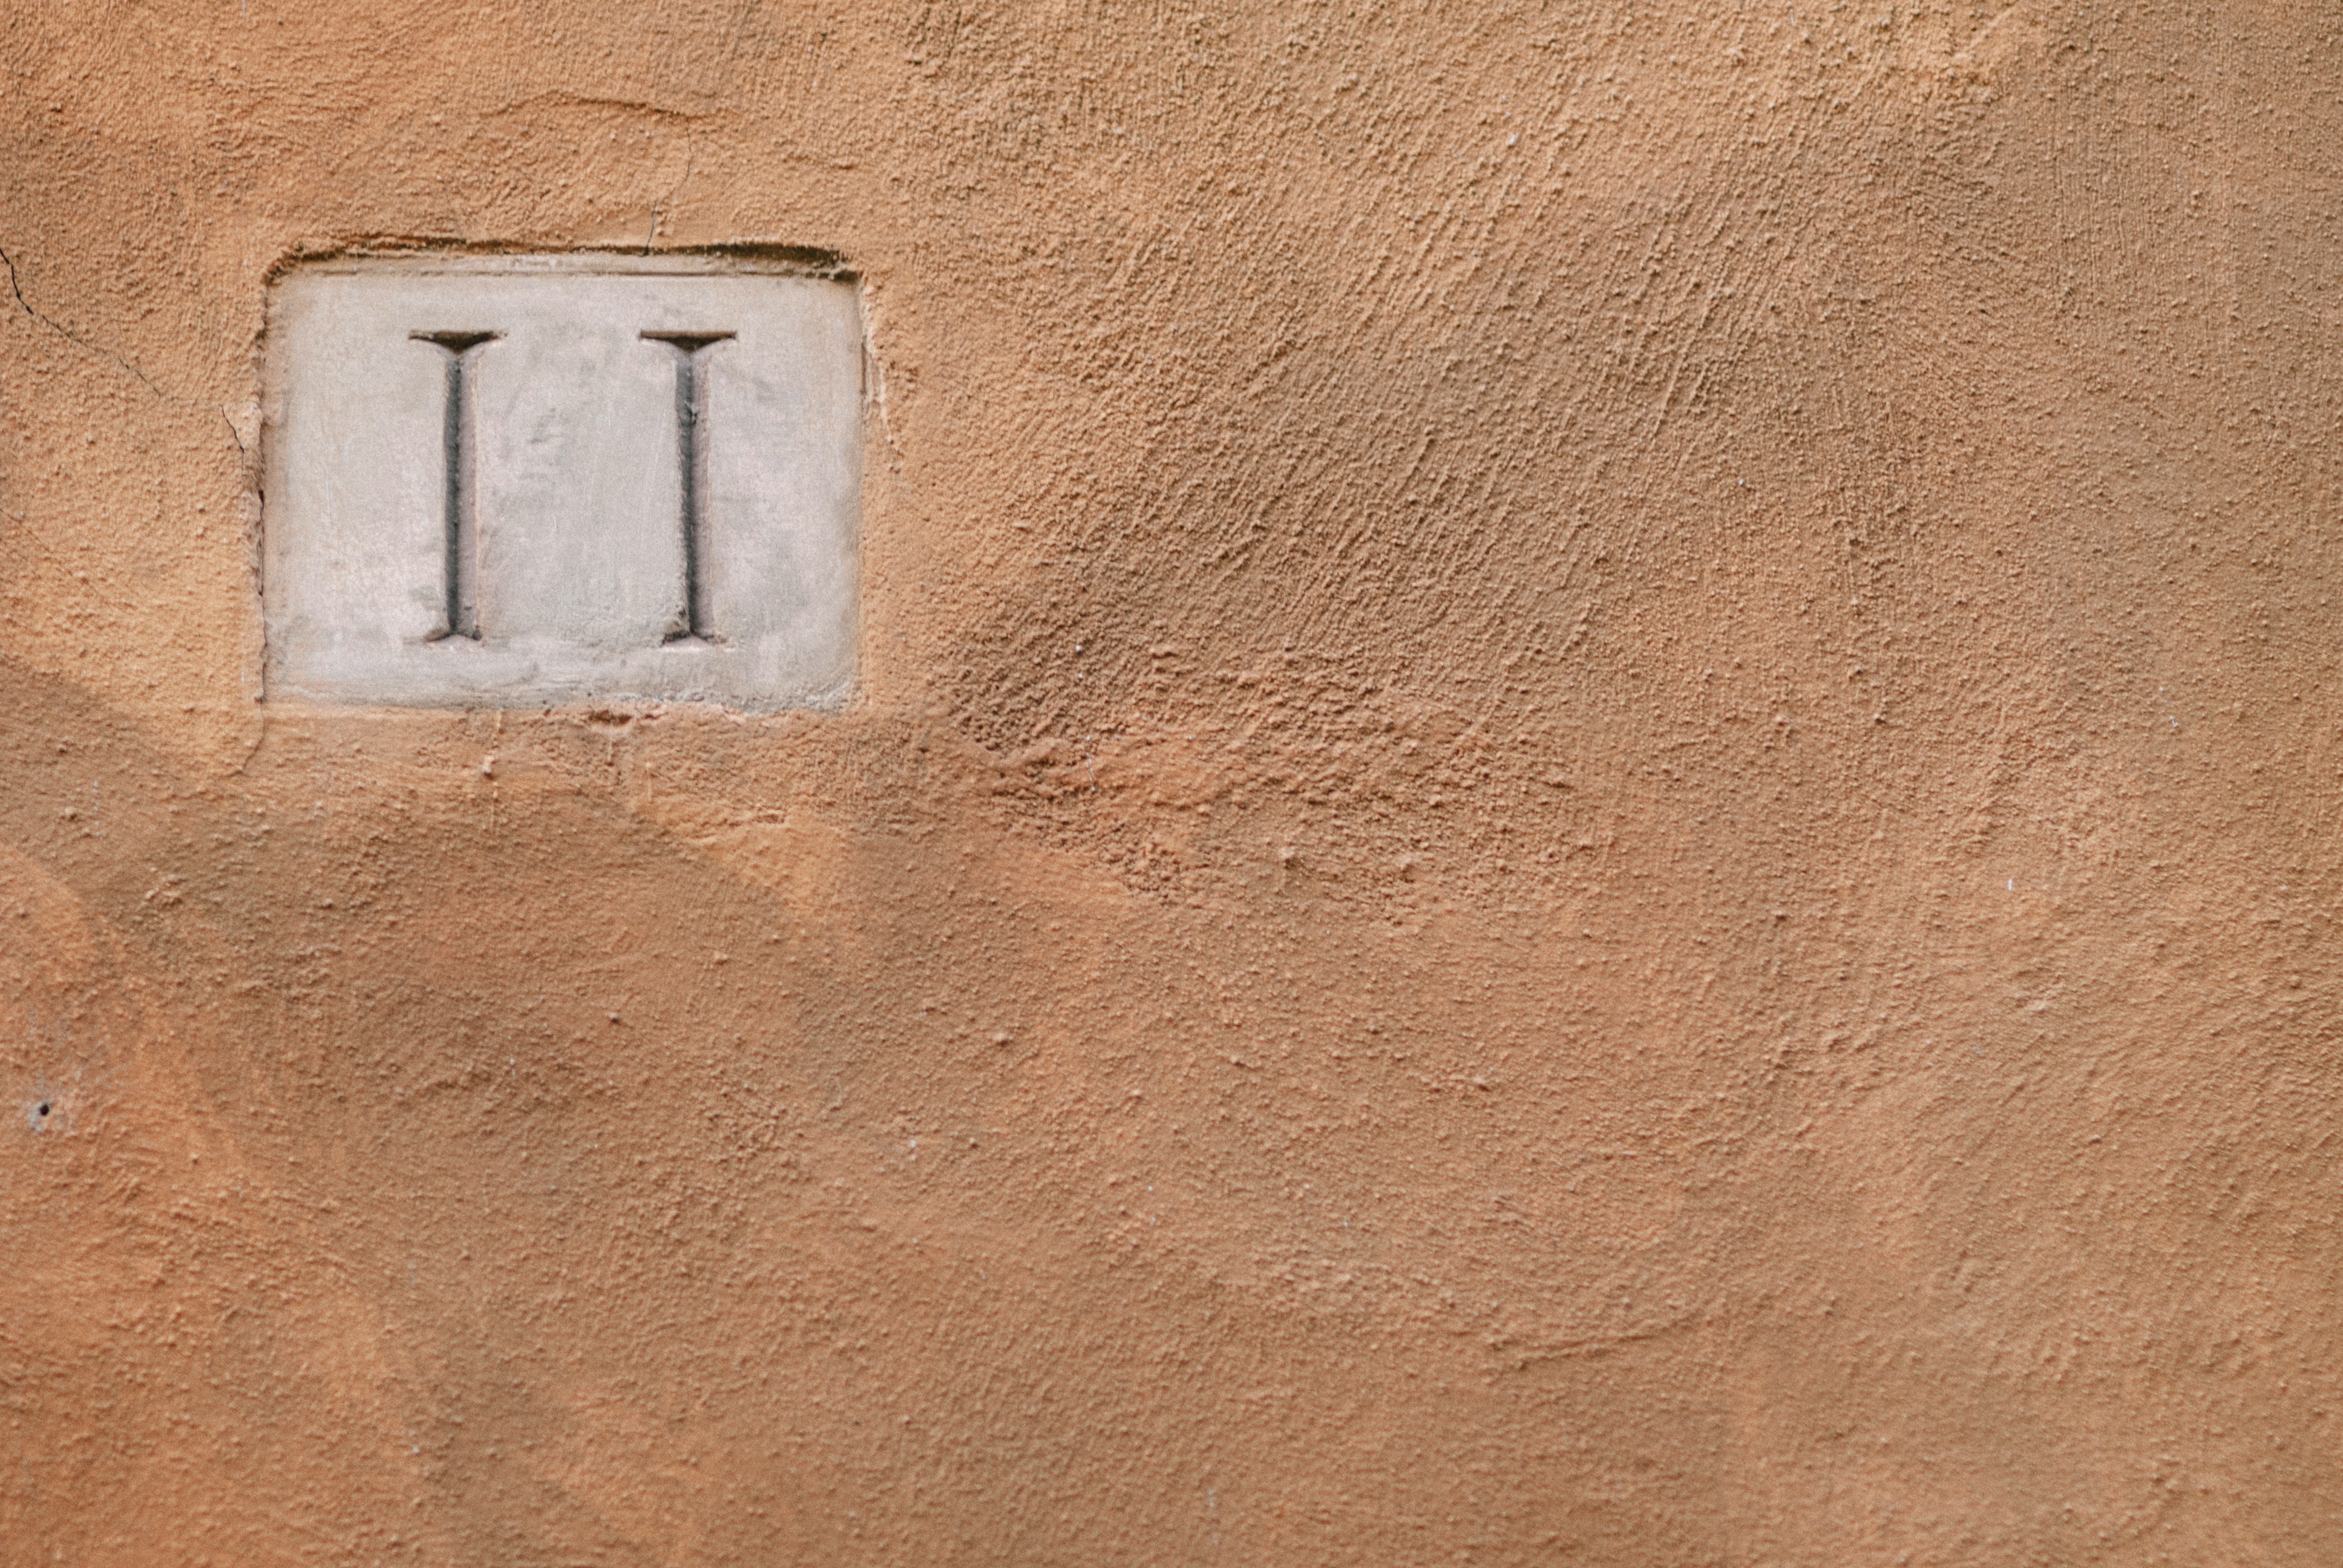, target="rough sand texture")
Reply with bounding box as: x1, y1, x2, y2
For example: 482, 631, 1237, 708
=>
3, 4, 2340, 1563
